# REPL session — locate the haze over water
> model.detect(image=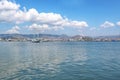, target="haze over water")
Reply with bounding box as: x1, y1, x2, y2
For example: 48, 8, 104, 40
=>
0, 42, 120, 80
